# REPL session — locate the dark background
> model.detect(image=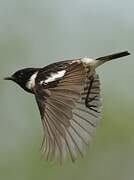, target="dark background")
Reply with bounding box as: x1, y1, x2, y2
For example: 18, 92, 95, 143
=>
0, 0, 134, 179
